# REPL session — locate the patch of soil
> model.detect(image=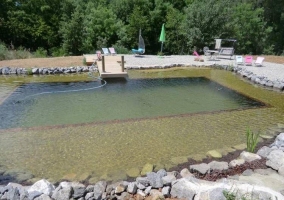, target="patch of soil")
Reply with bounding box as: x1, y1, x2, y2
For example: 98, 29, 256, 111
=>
0, 56, 84, 68
169, 136, 275, 182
